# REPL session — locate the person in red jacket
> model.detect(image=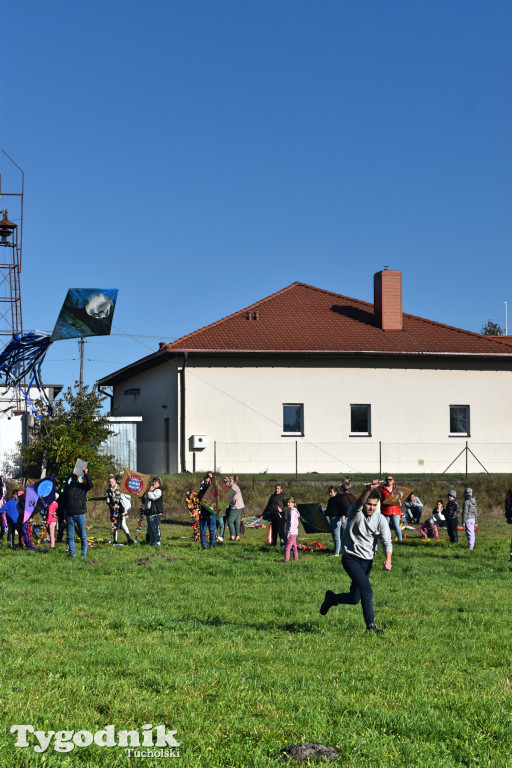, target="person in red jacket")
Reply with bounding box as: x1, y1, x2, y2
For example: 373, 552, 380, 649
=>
380, 474, 402, 543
